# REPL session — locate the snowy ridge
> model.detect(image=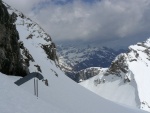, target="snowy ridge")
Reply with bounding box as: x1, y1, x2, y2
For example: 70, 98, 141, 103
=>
4, 2, 58, 74
5, 2, 52, 45
128, 39, 150, 111
80, 38, 150, 112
